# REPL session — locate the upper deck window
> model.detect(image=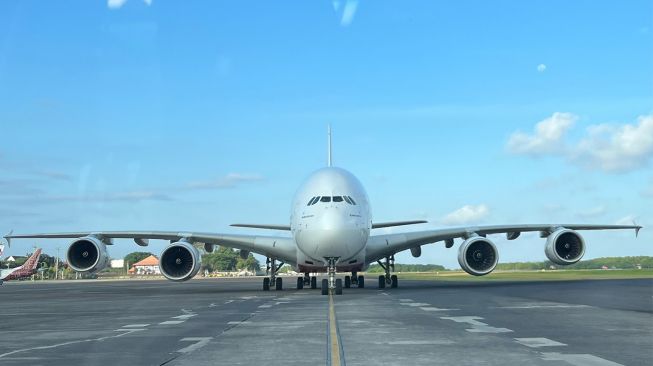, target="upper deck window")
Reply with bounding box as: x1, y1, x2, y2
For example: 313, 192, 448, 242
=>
333, 196, 344, 202
320, 196, 331, 203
